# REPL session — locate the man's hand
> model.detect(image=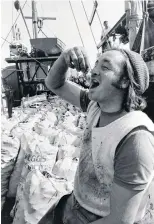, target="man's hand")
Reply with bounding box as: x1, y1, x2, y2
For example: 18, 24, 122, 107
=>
62, 47, 90, 73
45, 46, 90, 109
